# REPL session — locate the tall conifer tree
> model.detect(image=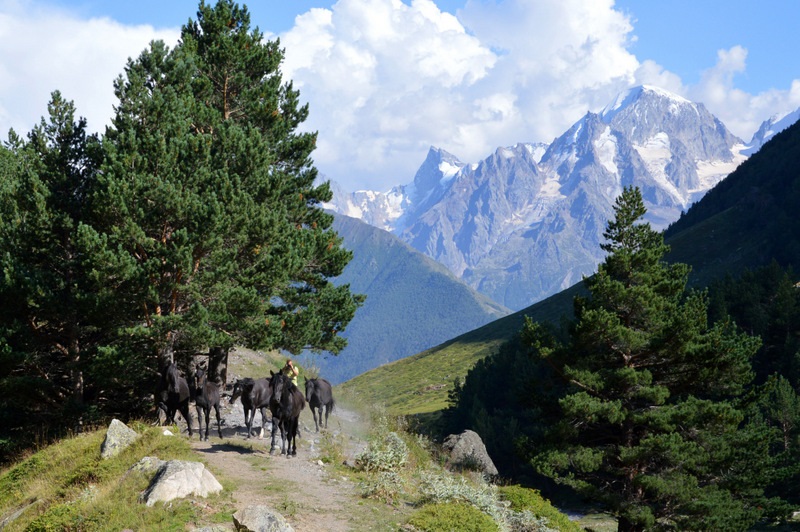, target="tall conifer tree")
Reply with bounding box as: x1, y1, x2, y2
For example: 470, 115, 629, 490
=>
93, 0, 362, 367
0, 92, 104, 424
528, 186, 775, 530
